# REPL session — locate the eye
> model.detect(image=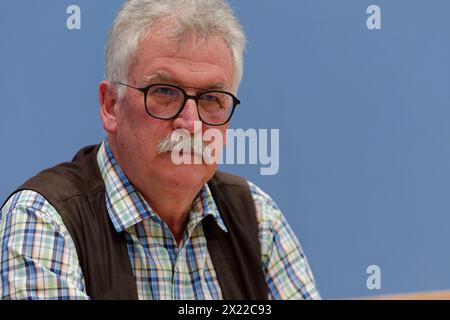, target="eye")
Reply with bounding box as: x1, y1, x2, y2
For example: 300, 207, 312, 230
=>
200, 93, 219, 102
152, 86, 179, 96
